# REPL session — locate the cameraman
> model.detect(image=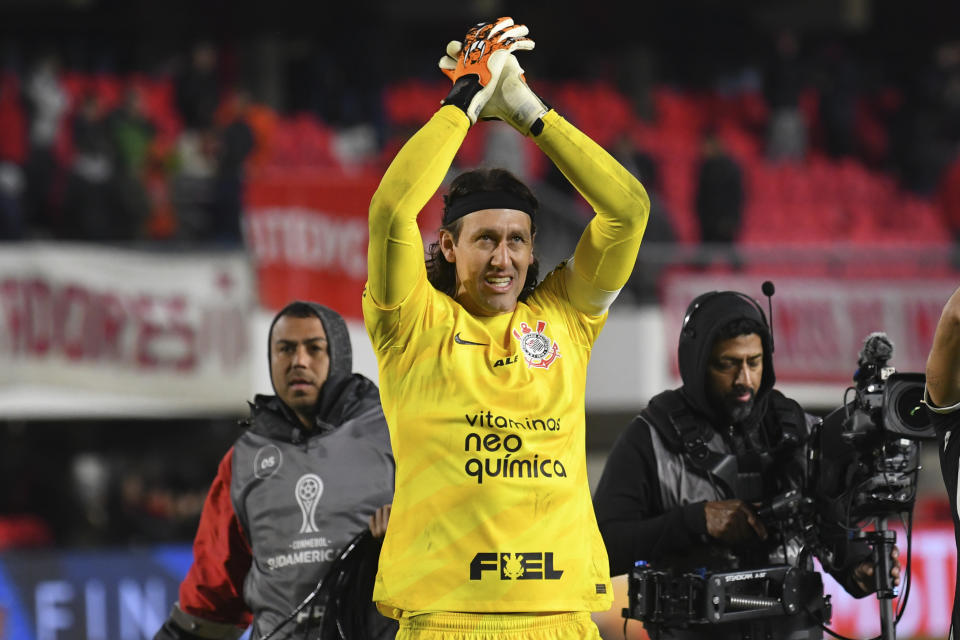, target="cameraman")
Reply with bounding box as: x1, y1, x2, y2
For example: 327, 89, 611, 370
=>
593, 290, 900, 639
924, 284, 960, 640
